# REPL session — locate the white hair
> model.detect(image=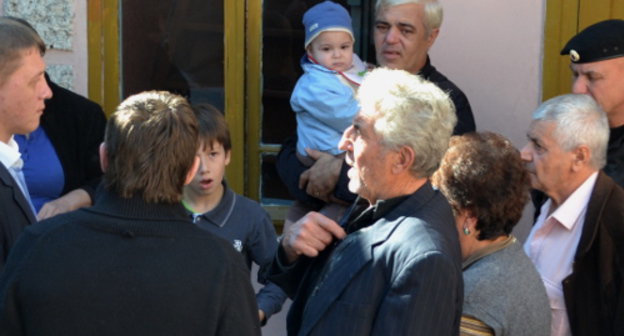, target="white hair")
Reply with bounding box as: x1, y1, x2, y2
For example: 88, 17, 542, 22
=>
357, 67, 456, 177
375, 0, 443, 34
533, 94, 609, 169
